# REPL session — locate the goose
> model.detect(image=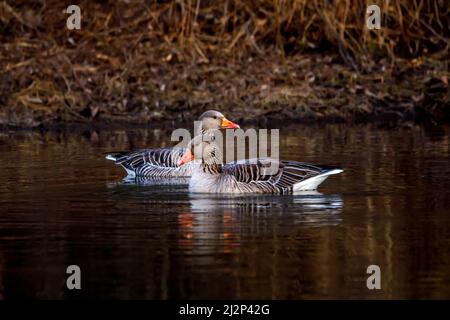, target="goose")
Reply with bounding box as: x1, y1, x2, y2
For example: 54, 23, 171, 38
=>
105, 110, 239, 178
178, 135, 343, 193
